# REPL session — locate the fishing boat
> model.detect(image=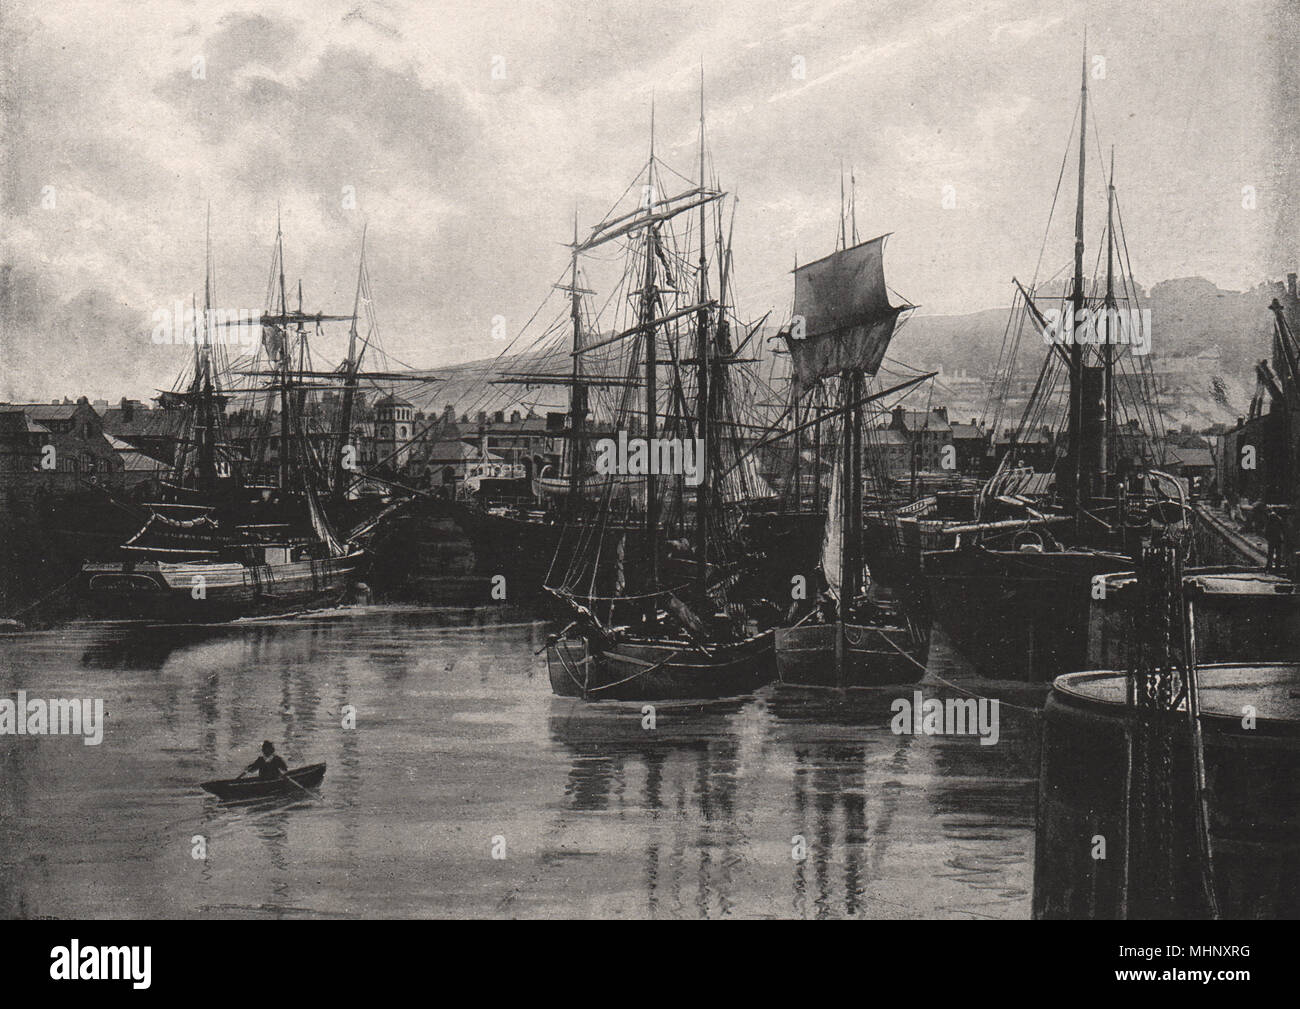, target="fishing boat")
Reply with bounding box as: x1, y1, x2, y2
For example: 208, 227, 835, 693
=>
200, 763, 326, 802
771, 218, 931, 687
82, 218, 429, 621
545, 86, 781, 700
